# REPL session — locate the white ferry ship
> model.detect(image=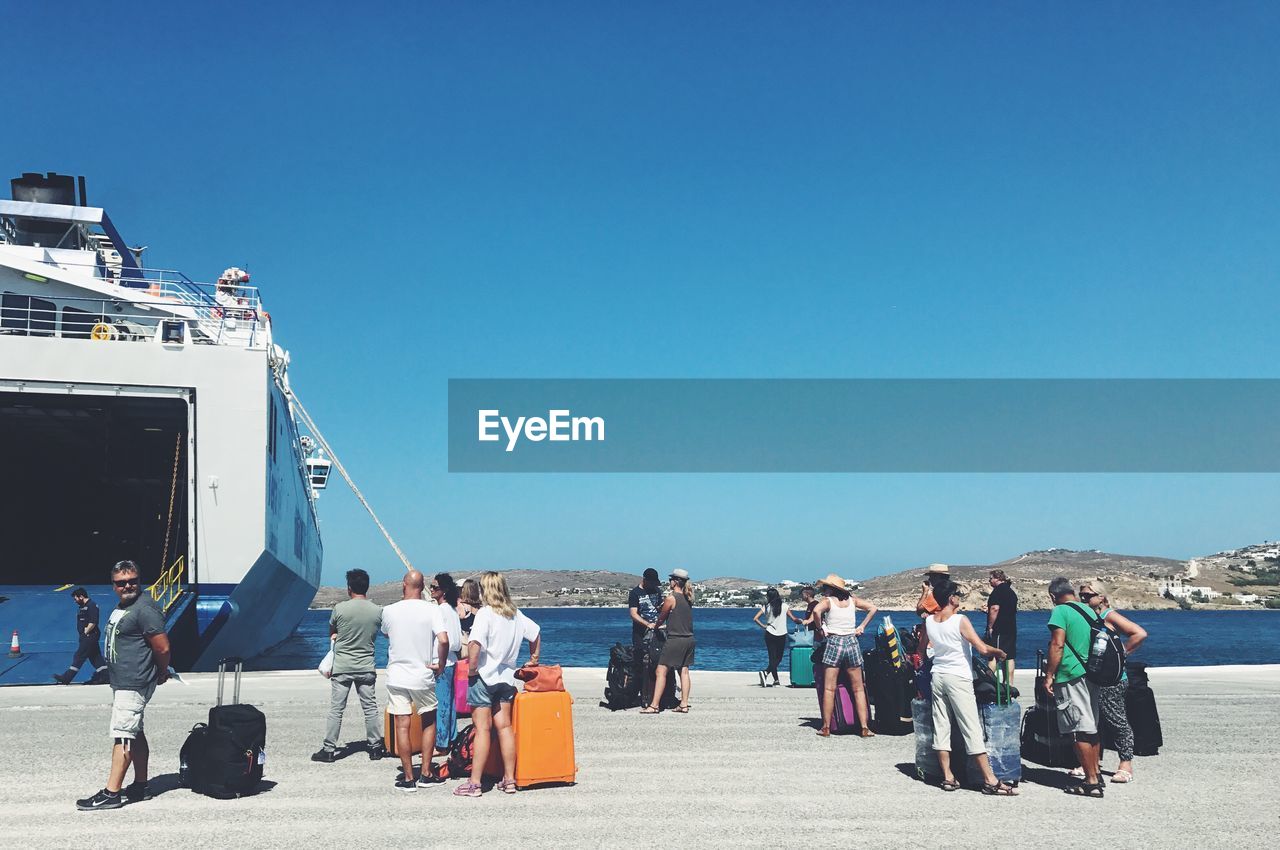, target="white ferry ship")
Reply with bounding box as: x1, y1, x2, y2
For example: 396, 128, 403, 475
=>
0, 172, 325, 683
